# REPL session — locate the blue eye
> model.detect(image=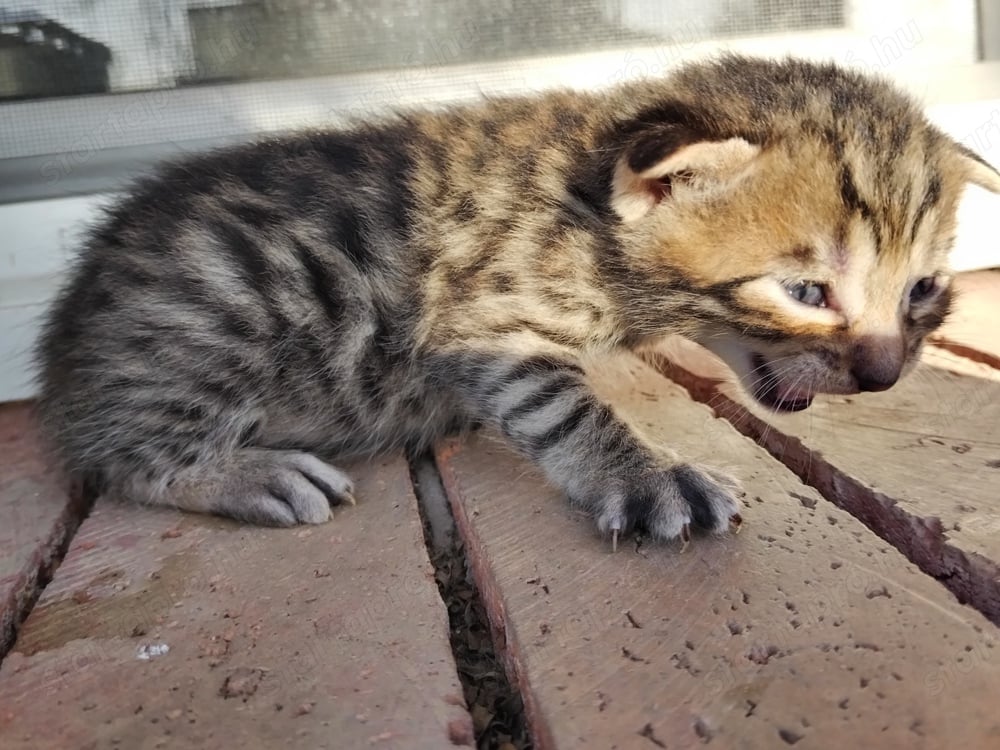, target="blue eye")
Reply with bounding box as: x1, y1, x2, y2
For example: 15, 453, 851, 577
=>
787, 281, 827, 308
910, 277, 937, 302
